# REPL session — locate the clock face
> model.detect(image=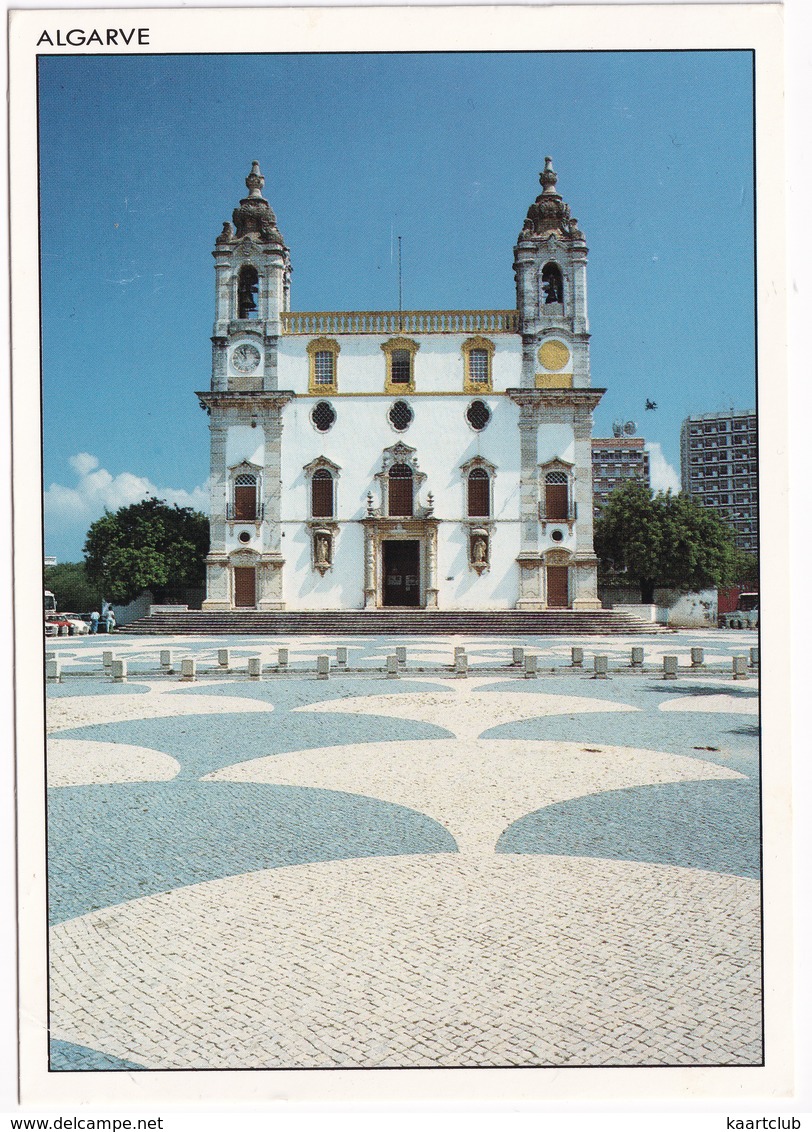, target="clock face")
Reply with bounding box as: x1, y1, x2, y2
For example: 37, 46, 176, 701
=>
232, 344, 261, 374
